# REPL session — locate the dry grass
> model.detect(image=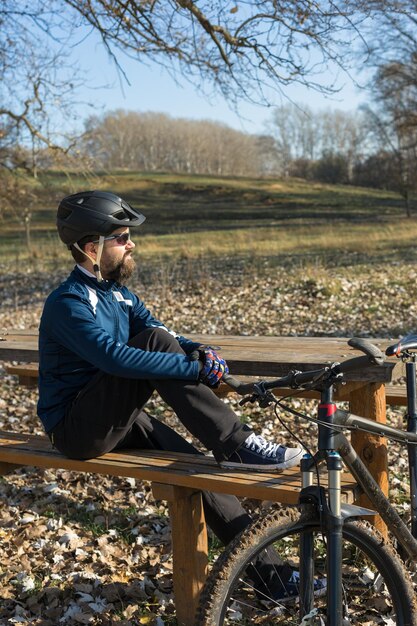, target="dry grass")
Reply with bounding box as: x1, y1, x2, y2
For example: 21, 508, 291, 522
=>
1, 171, 416, 269
4, 217, 417, 276
132, 220, 417, 259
